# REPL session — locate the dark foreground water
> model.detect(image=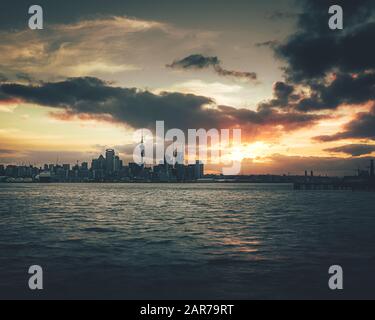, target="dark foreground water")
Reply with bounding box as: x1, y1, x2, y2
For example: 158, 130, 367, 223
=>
0, 183, 375, 300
